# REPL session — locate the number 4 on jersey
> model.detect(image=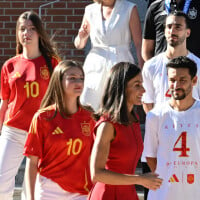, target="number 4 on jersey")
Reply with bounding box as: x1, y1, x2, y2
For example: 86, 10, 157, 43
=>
165, 89, 171, 97
173, 131, 190, 157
